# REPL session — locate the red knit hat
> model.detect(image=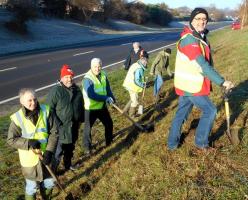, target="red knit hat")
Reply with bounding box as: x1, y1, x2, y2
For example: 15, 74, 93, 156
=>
60, 64, 74, 79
